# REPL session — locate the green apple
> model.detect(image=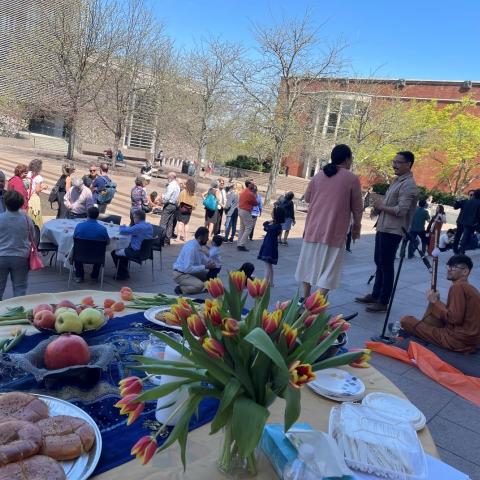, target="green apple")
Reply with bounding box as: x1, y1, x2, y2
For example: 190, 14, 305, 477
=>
55, 311, 83, 334
79, 308, 104, 330
55, 307, 77, 320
